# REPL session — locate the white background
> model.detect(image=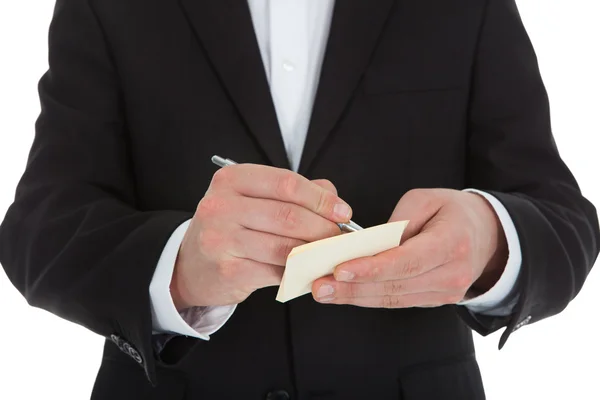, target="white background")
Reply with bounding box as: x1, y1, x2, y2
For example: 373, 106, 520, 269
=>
0, 1, 598, 399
